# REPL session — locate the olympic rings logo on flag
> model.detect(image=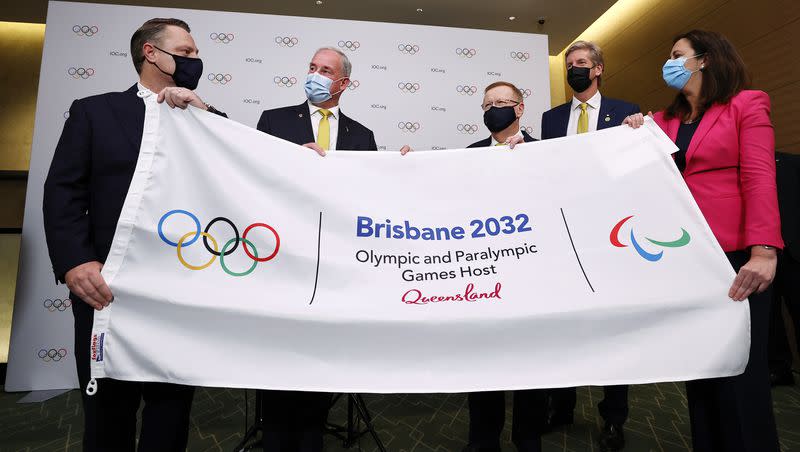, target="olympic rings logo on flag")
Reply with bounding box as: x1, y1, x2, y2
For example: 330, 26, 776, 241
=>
43, 298, 72, 312
38, 348, 67, 362
157, 210, 280, 277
